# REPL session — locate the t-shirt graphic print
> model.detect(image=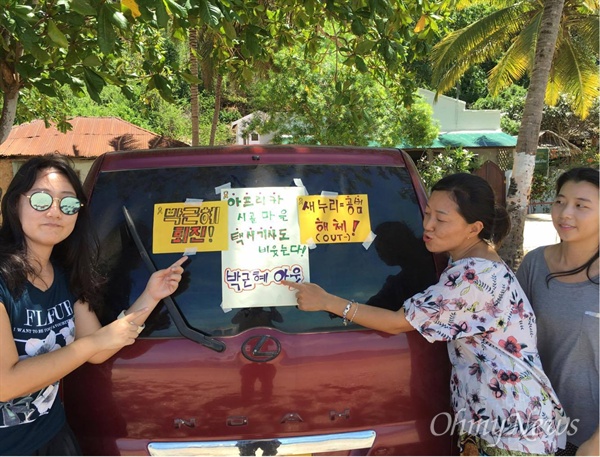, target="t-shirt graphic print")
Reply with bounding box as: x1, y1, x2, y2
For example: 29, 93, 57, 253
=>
0, 267, 76, 428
